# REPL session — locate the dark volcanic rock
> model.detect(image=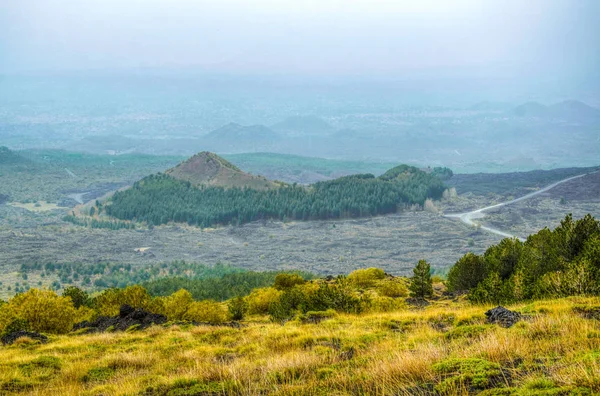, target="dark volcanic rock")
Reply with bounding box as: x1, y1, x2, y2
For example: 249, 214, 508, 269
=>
74, 305, 167, 333
1, 331, 48, 345
485, 306, 521, 328
119, 304, 135, 317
